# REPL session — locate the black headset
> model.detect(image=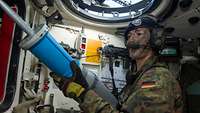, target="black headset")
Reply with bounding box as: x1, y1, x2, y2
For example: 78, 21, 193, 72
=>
149, 28, 162, 52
